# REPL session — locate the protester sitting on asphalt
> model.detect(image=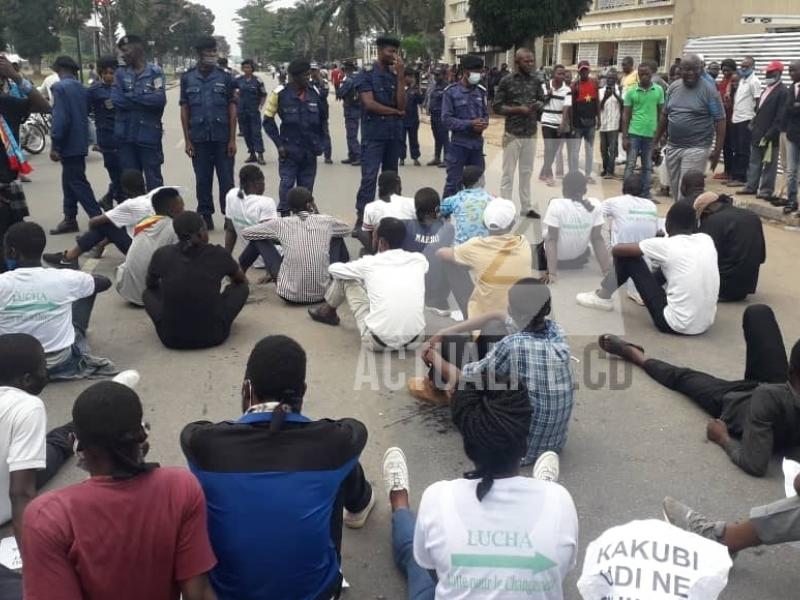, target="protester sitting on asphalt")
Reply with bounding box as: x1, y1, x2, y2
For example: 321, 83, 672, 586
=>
577, 202, 719, 336
597, 303, 800, 476
0, 222, 117, 381
601, 173, 658, 306
436, 198, 532, 319
241, 187, 351, 304
309, 217, 427, 352
663, 474, 800, 555
414, 278, 575, 478
181, 335, 373, 600
358, 171, 415, 252
0, 334, 73, 550
693, 191, 766, 302
383, 382, 578, 600
43, 170, 175, 268
144, 211, 249, 349
539, 172, 610, 283
115, 187, 185, 306
222, 165, 277, 262
439, 165, 493, 245
22, 381, 218, 600
400, 187, 455, 316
